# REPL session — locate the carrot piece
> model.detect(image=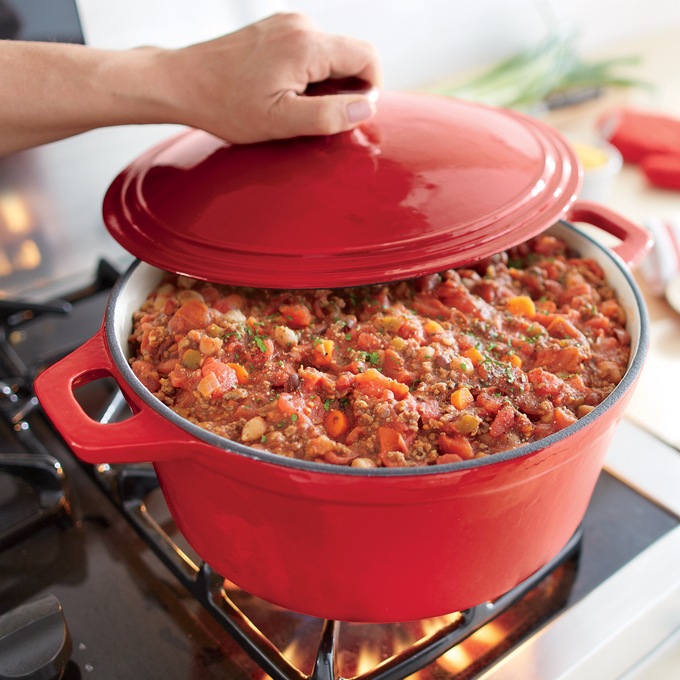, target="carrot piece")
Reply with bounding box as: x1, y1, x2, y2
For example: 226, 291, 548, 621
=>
227, 362, 249, 384
422, 319, 445, 335
279, 303, 313, 329
354, 368, 410, 400
502, 354, 522, 368
463, 347, 484, 366
377, 426, 408, 454
312, 339, 335, 367
450, 386, 474, 410
324, 409, 350, 438
506, 295, 536, 318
